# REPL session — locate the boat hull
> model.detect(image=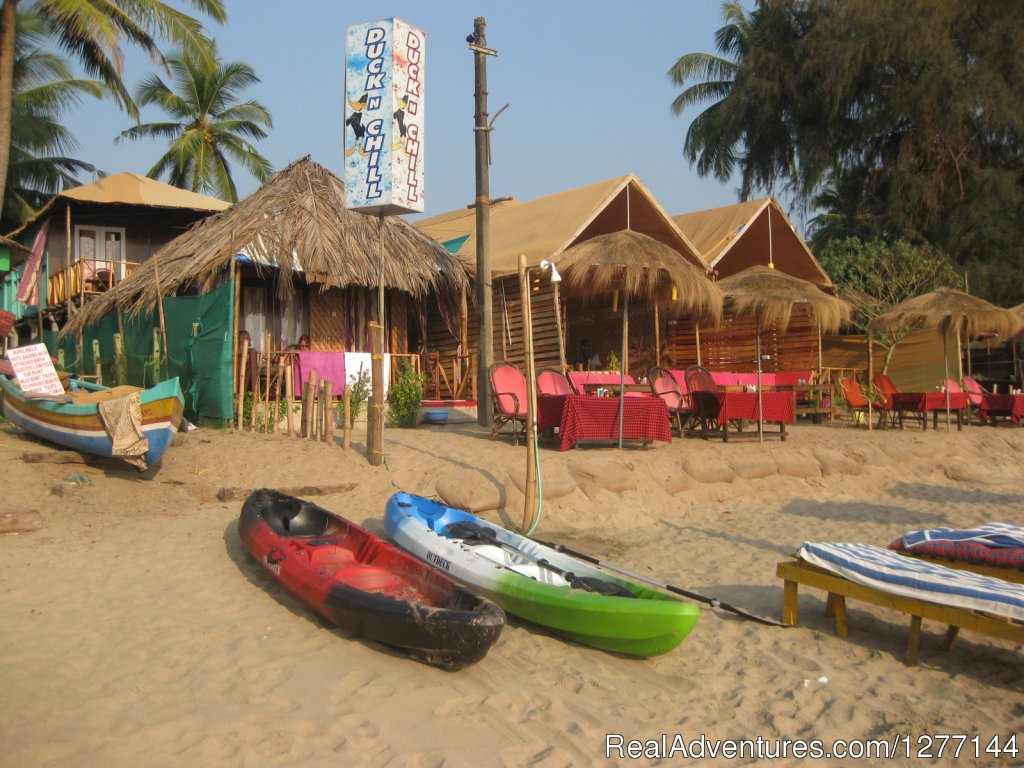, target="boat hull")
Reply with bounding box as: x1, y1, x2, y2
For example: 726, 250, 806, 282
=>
384, 492, 699, 656
239, 489, 505, 670
0, 375, 184, 470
